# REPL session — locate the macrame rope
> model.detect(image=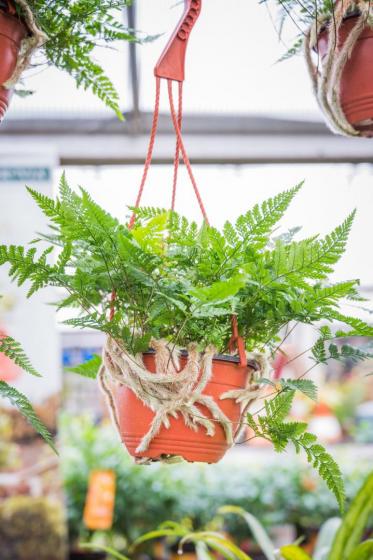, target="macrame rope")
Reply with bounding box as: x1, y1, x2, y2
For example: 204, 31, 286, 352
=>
305, 0, 371, 137
98, 336, 270, 460
3, 0, 48, 89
